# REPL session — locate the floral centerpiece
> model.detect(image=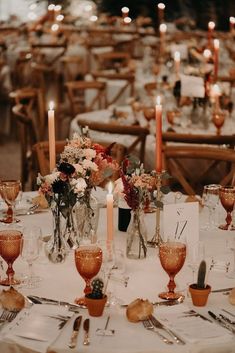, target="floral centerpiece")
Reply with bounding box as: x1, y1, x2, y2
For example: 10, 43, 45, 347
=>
37, 132, 119, 263
116, 156, 156, 259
